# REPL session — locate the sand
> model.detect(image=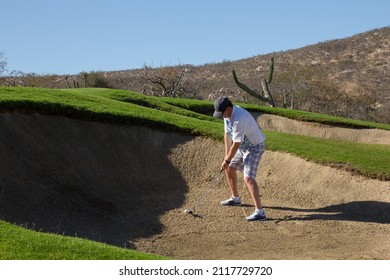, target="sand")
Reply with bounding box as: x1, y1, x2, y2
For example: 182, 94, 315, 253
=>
0, 113, 389, 259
